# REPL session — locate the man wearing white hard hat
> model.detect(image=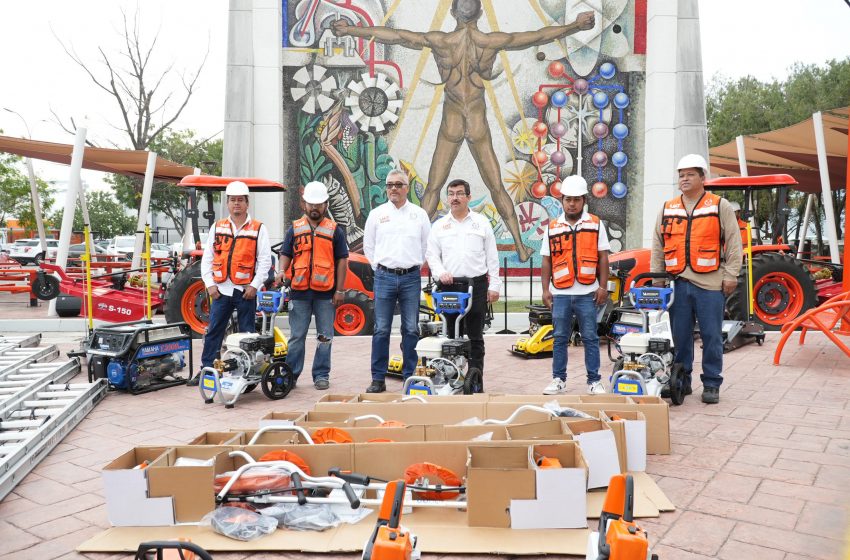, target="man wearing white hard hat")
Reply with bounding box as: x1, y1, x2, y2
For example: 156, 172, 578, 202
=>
277, 181, 349, 390
540, 175, 610, 396
194, 180, 272, 383
651, 154, 742, 404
